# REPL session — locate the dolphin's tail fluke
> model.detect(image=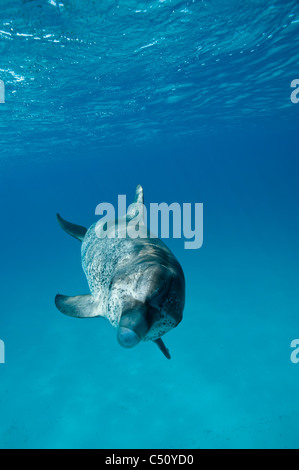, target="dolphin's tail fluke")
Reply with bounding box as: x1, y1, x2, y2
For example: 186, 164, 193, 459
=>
56, 213, 87, 242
